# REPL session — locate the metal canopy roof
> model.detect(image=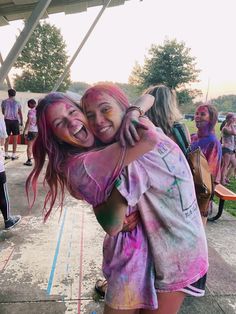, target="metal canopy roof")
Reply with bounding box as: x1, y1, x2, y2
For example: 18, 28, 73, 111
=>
0, 0, 130, 88
0, 0, 129, 26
